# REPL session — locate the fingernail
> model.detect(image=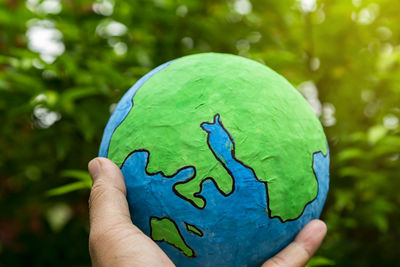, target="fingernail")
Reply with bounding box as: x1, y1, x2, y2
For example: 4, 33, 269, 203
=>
88, 158, 102, 180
